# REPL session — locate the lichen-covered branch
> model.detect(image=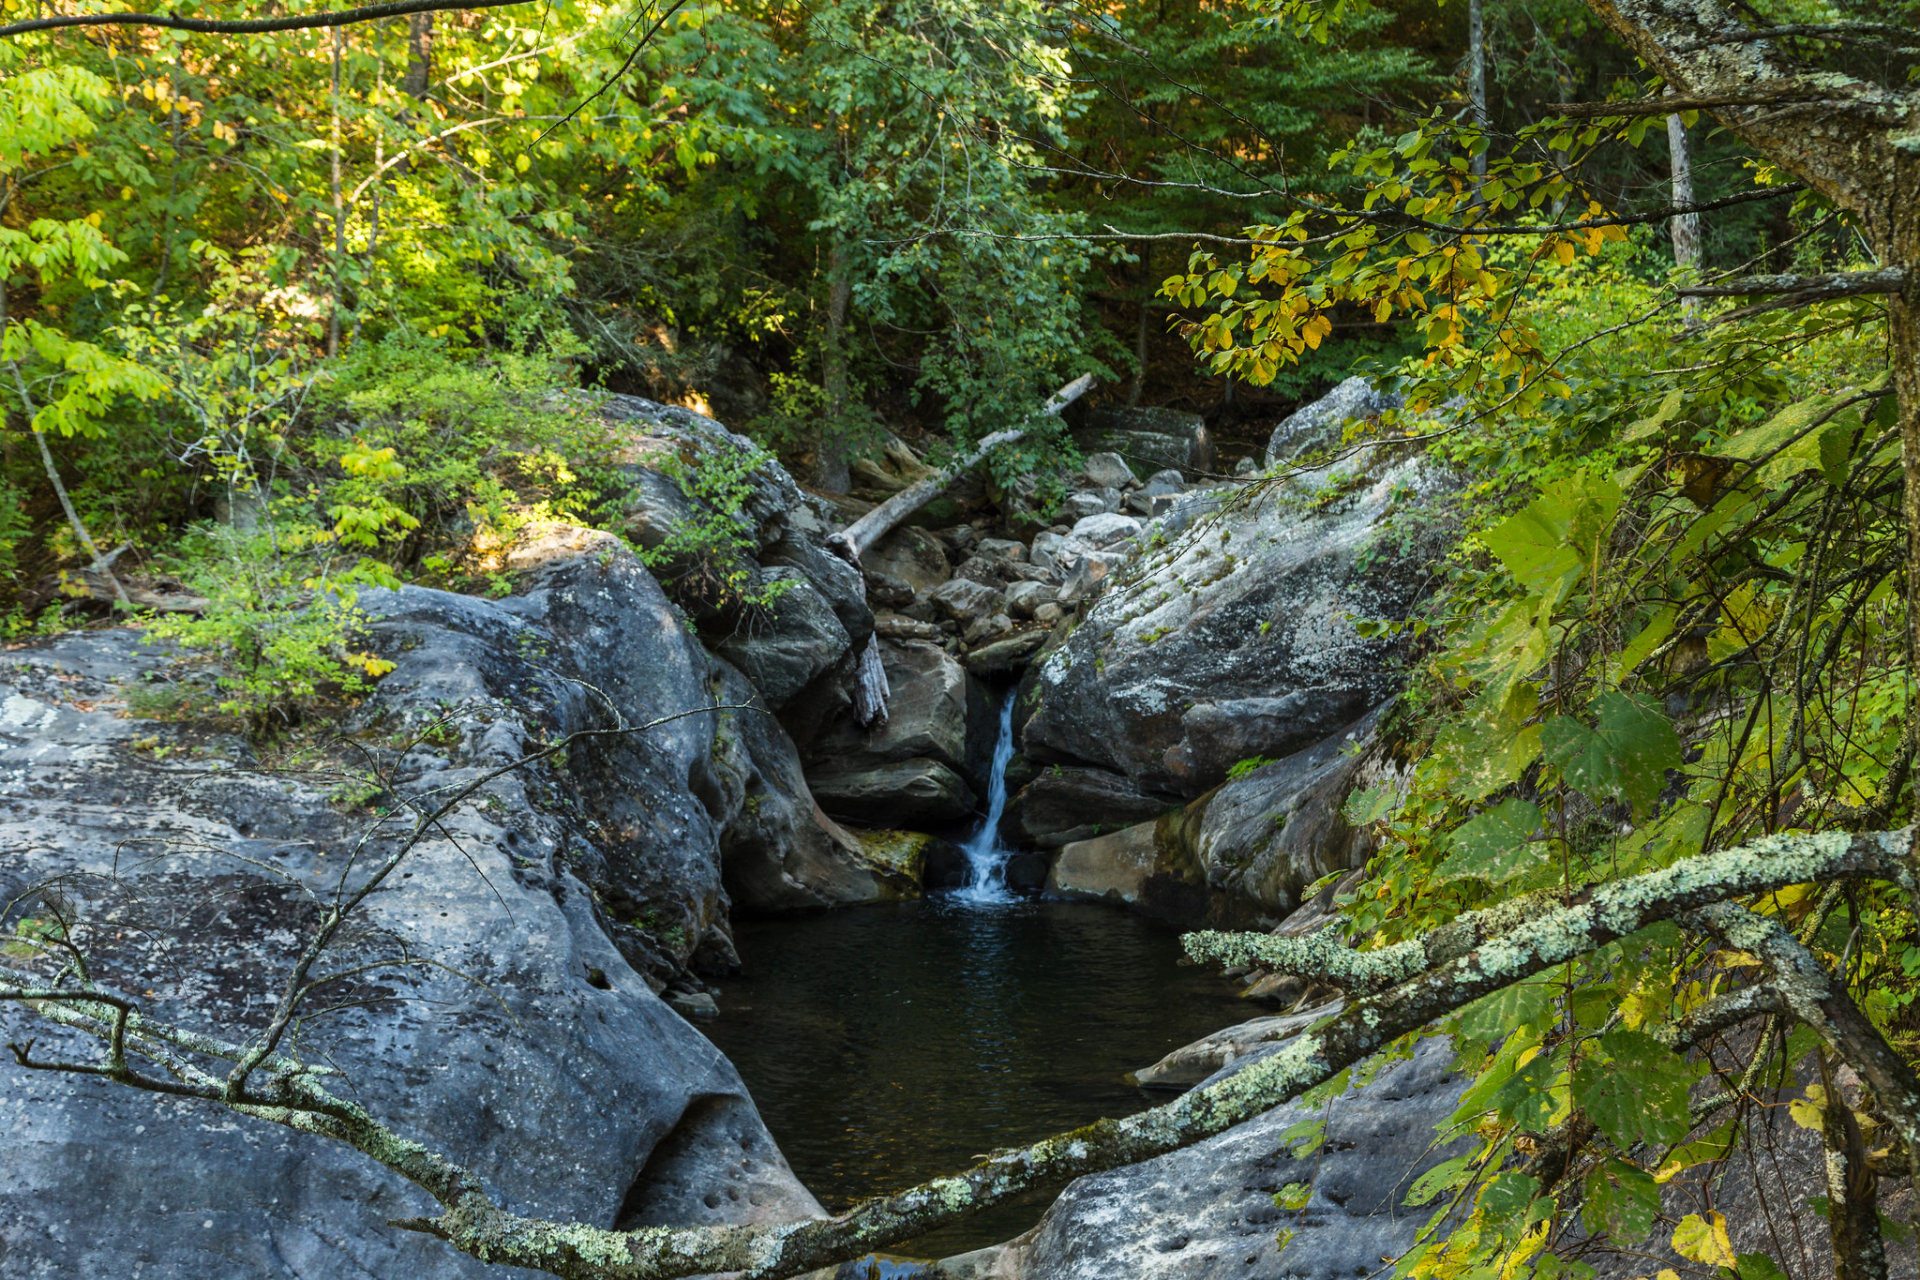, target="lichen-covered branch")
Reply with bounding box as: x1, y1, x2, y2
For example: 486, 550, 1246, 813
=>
1693, 901, 1920, 1158
1656, 981, 1787, 1051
